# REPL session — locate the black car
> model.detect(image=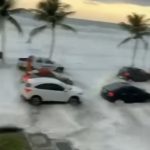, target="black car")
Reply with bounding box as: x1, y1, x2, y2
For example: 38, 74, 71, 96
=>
101, 82, 150, 103
117, 67, 150, 82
